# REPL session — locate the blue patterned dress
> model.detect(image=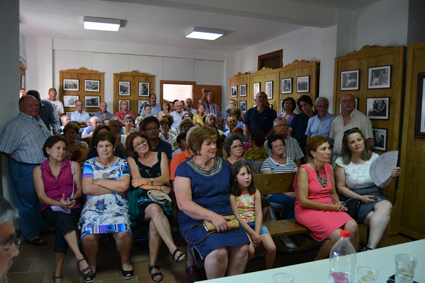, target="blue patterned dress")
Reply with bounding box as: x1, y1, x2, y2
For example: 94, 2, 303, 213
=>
79, 157, 131, 239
